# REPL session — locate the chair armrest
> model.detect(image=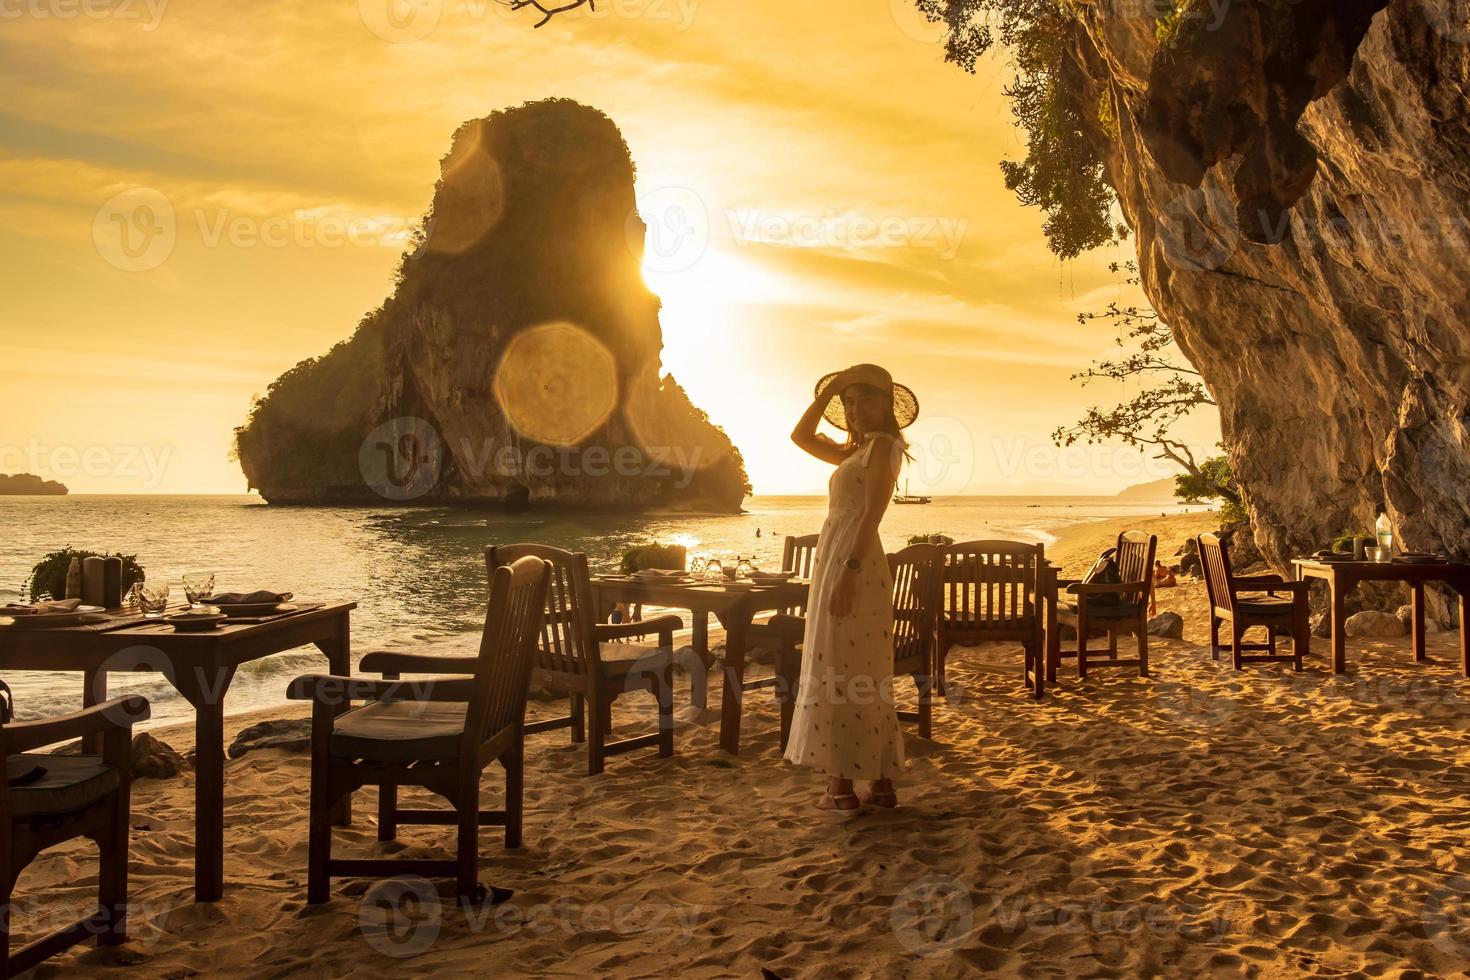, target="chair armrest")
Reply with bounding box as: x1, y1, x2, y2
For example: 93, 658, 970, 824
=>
1232, 573, 1286, 585
756, 613, 806, 643
2, 696, 151, 754
1065, 581, 1149, 596
1232, 580, 1310, 596
286, 674, 475, 707
594, 613, 684, 641
1054, 577, 1083, 588
358, 651, 476, 675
